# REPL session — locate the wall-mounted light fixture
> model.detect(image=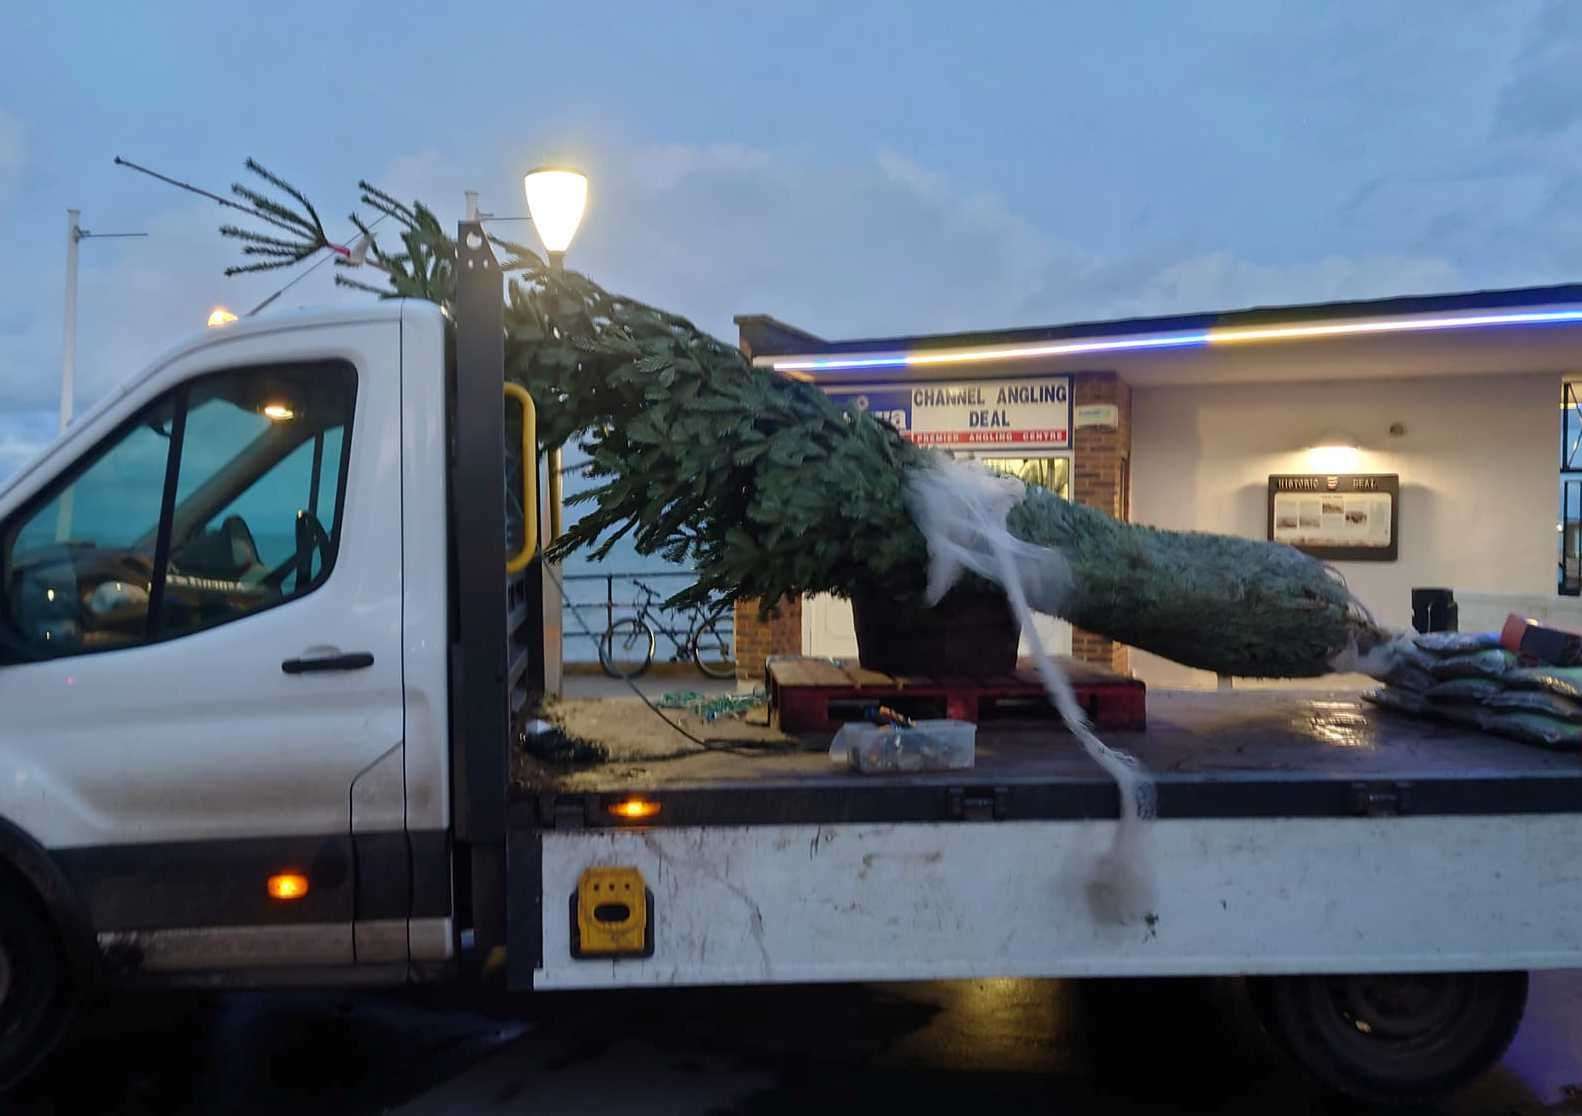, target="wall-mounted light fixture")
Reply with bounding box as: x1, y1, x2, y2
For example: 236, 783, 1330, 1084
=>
1307, 429, 1362, 472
